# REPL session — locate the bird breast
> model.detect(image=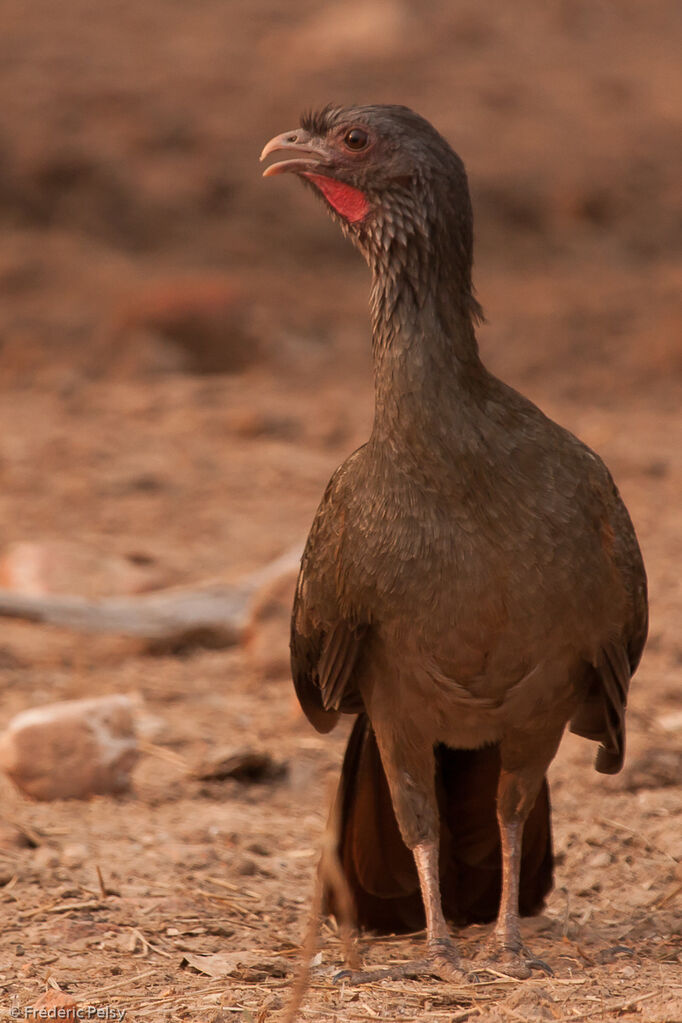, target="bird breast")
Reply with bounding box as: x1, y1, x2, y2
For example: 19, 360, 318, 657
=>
327, 442, 619, 684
